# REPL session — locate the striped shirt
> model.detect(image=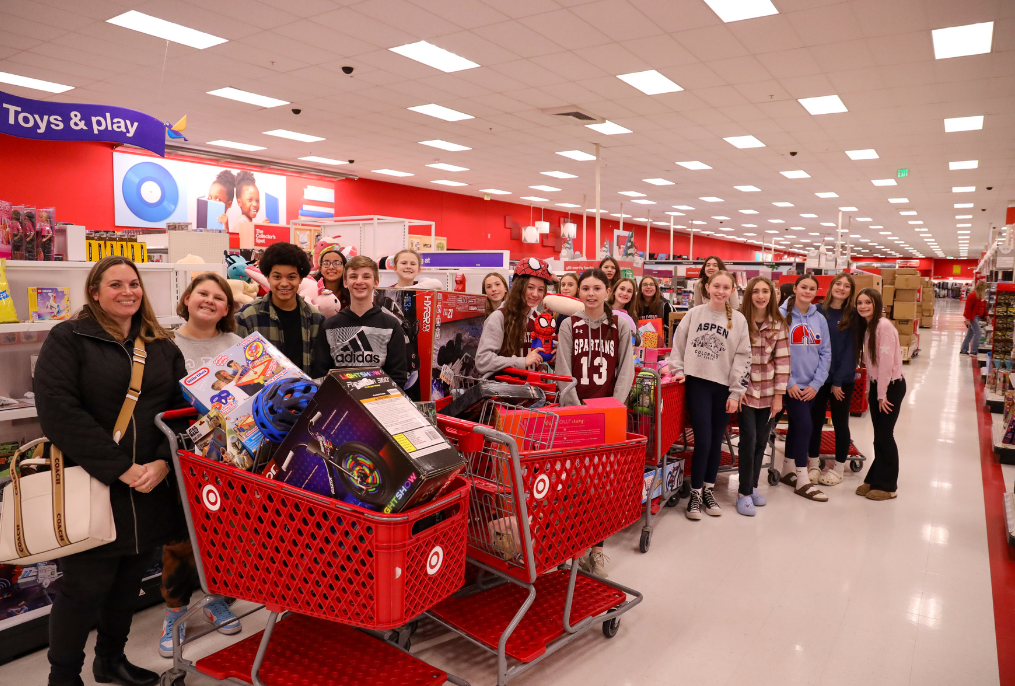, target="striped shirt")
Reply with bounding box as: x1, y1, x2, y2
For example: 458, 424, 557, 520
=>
741, 316, 790, 409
